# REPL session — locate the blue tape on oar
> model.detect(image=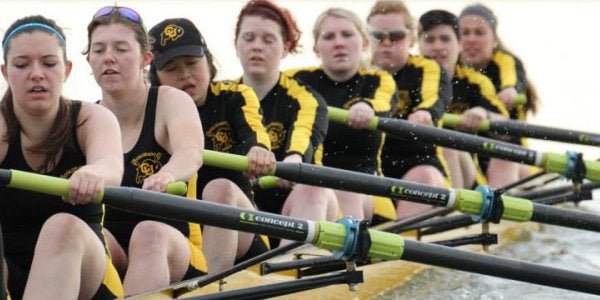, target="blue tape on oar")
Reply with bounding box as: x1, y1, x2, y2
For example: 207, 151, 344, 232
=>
563, 151, 586, 183
333, 217, 360, 260
472, 185, 495, 223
